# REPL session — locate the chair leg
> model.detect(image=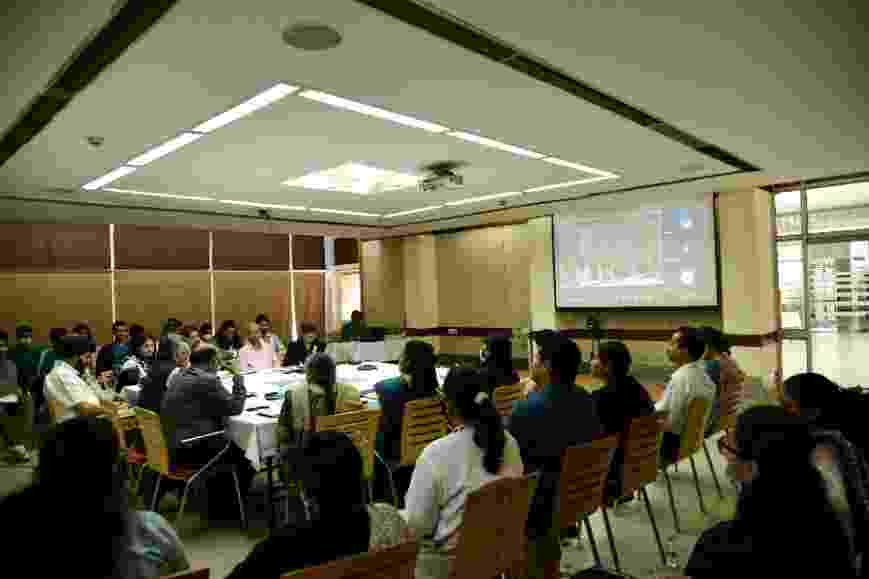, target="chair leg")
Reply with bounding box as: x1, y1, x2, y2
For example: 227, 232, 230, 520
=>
688, 455, 707, 515
582, 517, 601, 568
231, 467, 248, 530
640, 487, 667, 567
662, 468, 681, 534
177, 482, 192, 525
703, 440, 724, 499
265, 456, 275, 531
151, 474, 162, 511
600, 507, 621, 572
